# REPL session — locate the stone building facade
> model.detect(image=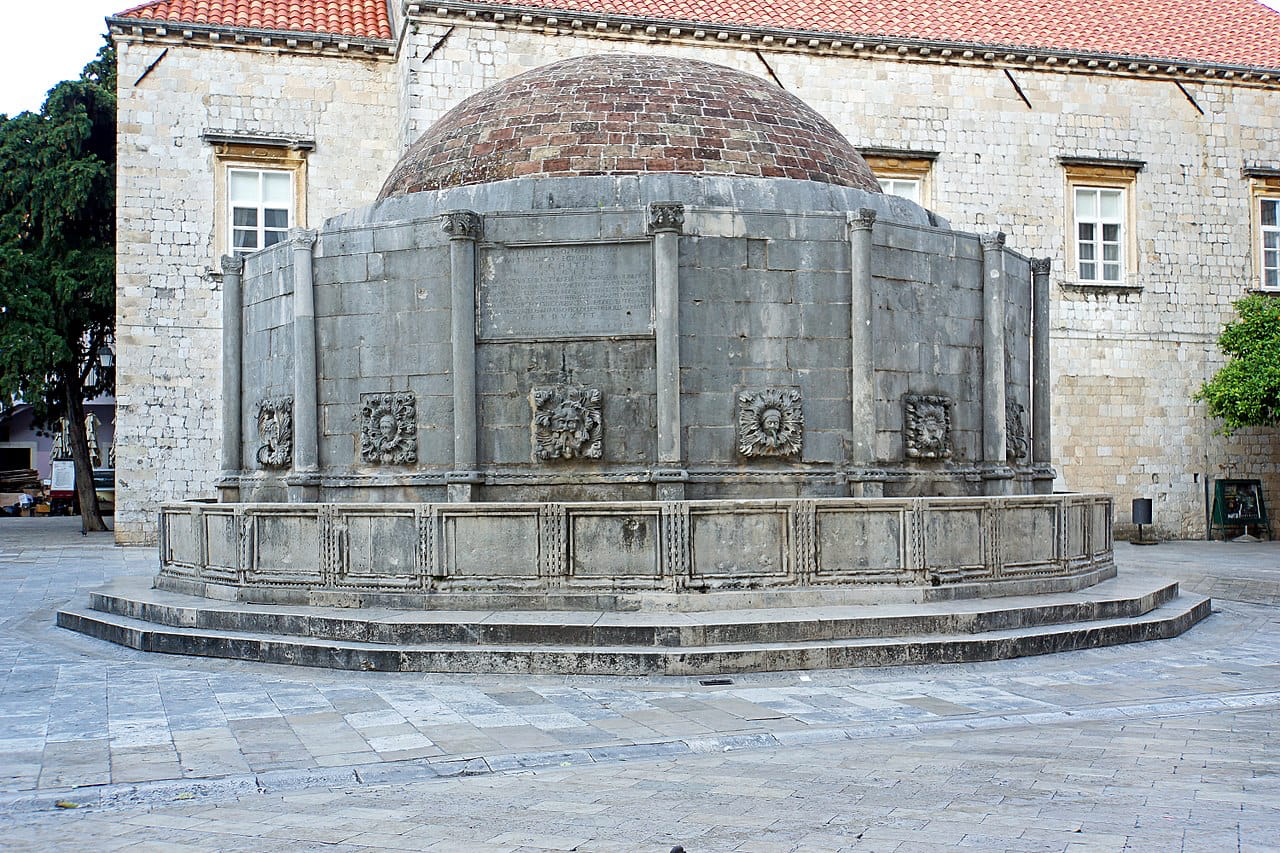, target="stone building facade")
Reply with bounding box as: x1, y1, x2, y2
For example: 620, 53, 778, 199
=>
109, 0, 1280, 543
